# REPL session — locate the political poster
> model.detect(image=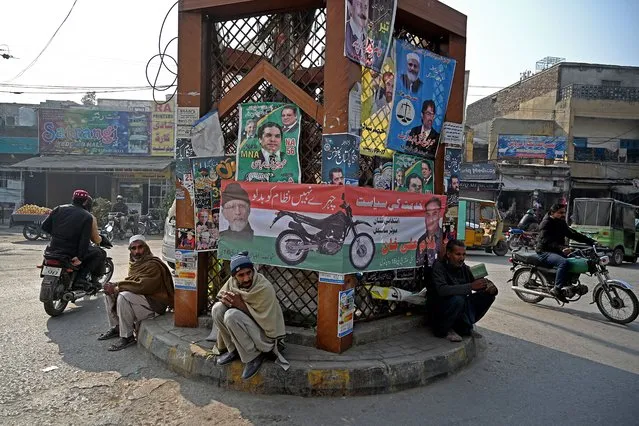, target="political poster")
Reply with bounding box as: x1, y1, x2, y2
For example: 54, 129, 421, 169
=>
38, 108, 151, 155
174, 250, 198, 291
392, 153, 434, 193
217, 181, 446, 273
344, 0, 397, 73
191, 156, 236, 251
236, 102, 301, 183
322, 133, 360, 186
497, 135, 566, 159
444, 147, 462, 207
175, 107, 199, 159
175, 158, 195, 229
360, 45, 396, 158
386, 40, 456, 159
372, 157, 393, 190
